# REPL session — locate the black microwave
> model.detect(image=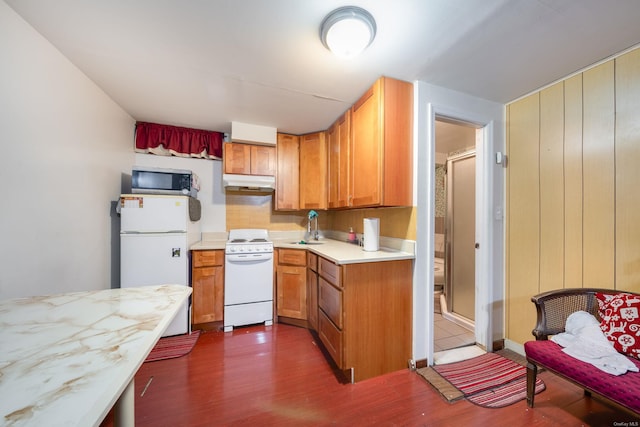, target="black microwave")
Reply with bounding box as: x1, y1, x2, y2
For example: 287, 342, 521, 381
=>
131, 166, 195, 196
